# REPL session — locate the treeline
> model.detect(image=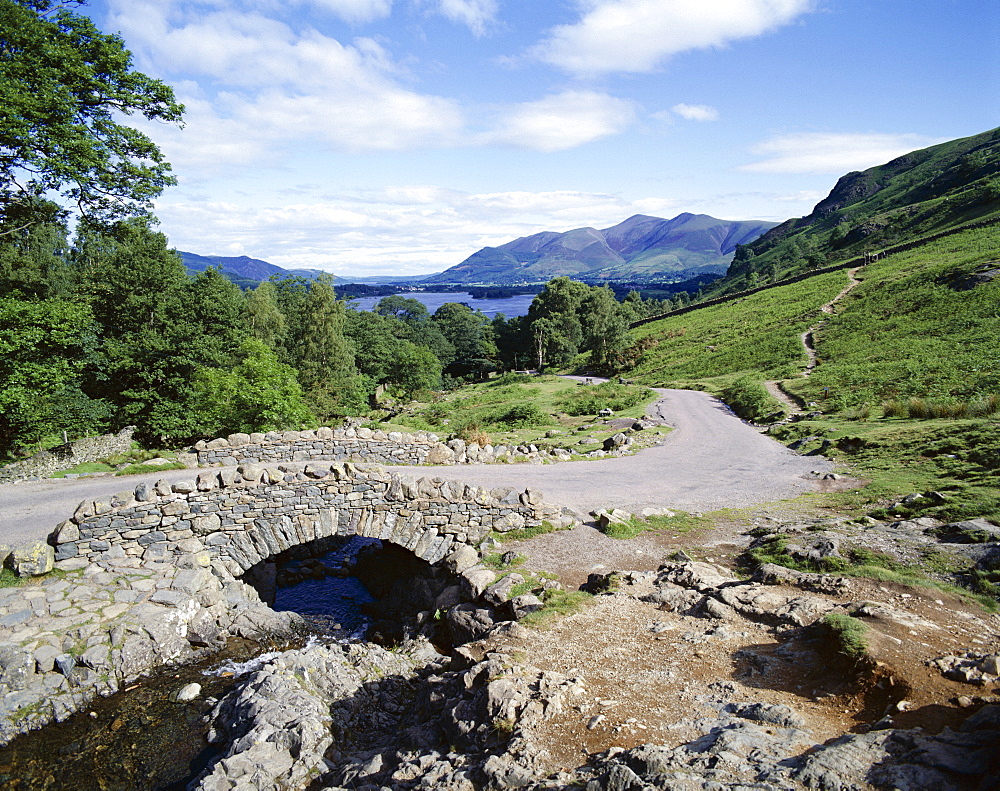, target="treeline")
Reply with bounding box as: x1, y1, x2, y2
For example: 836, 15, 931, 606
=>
0, 215, 681, 459
0, 215, 498, 455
